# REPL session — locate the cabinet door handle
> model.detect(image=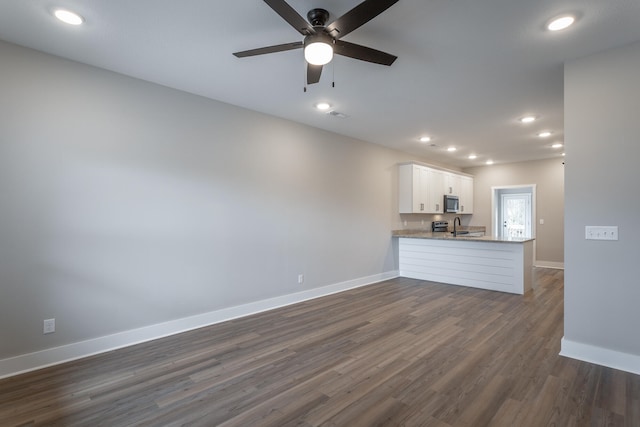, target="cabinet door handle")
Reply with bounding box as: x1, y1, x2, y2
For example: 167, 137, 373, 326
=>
436, 203, 440, 211
420, 203, 424, 211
